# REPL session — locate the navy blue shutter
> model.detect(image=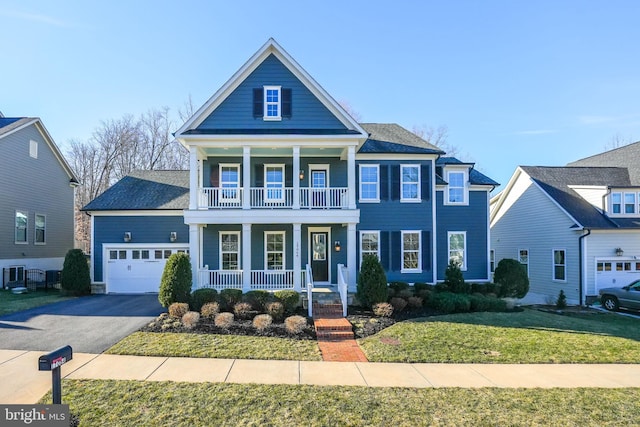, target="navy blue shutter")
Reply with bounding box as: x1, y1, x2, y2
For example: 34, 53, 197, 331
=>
355, 165, 360, 200
422, 231, 431, 271
380, 165, 389, 200
281, 88, 292, 118
391, 231, 402, 271
380, 231, 390, 270
391, 165, 400, 201
253, 88, 263, 117
285, 165, 293, 187
210, 164, 219, 187
421, 165, 430, 201
255, 165, 264, 187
